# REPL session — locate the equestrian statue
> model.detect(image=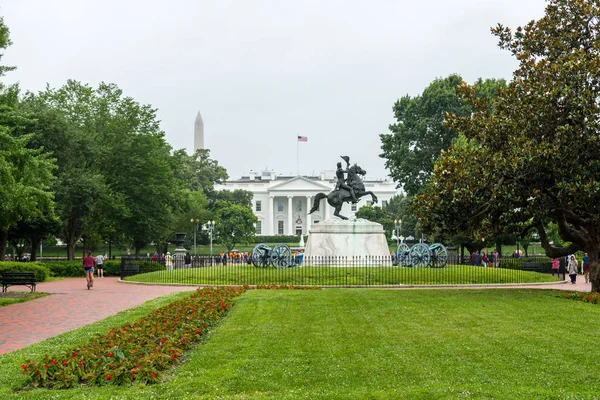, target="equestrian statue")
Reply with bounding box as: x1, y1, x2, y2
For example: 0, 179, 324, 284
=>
309, 155, 378, 220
